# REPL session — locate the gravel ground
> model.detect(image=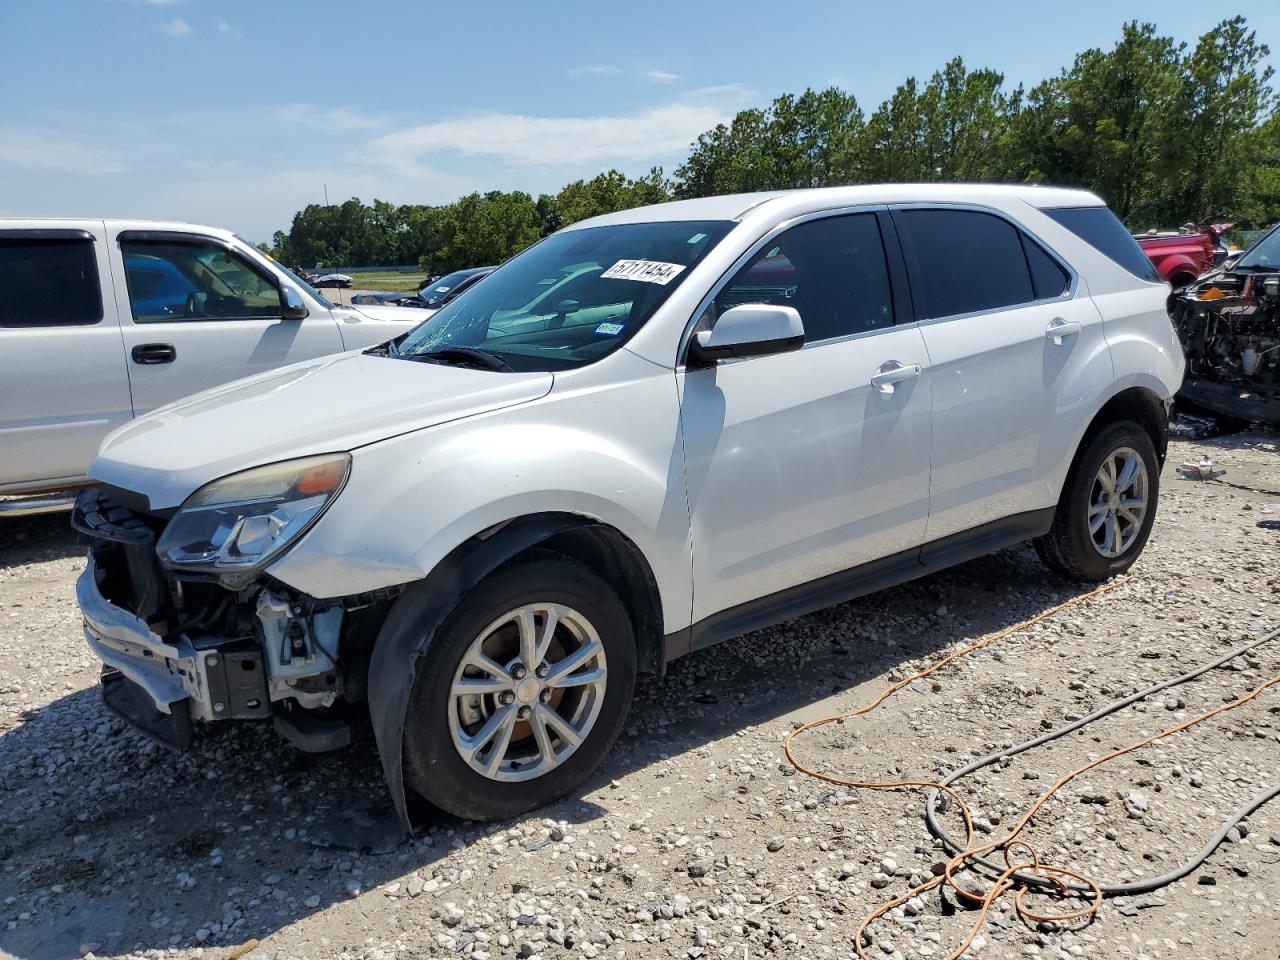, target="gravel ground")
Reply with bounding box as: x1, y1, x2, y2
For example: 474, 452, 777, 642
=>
2, 430, 1278, 960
